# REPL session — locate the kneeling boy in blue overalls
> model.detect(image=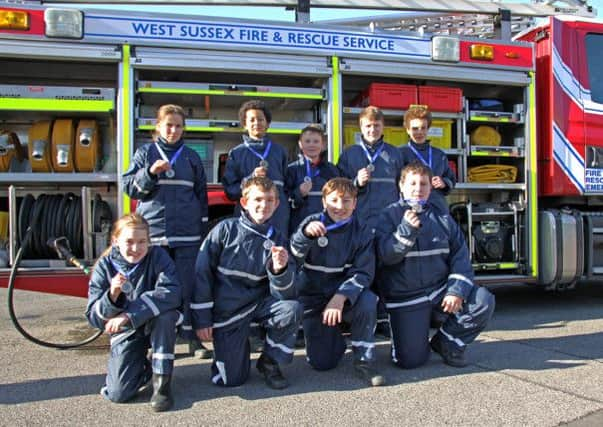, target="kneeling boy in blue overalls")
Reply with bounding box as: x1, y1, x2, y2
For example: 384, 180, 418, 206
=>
375, 162, 495, 369
192, 177, 302, 389
290, 177, 385, 386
